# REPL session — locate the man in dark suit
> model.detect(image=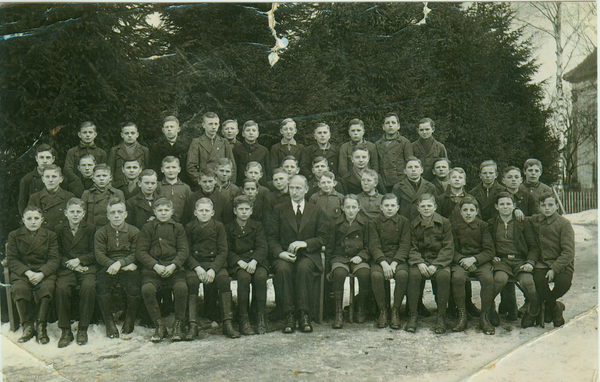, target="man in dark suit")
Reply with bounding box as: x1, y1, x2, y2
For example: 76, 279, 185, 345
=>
268, 175, 327, 333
